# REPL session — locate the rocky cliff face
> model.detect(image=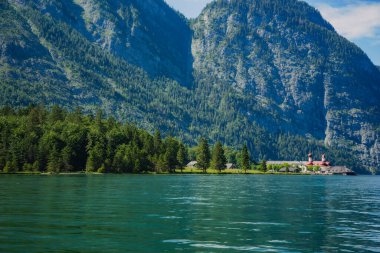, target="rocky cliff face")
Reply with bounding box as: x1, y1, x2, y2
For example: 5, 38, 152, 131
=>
191, 0, 380, 168
1, 0, 379, 170
69, 0, 193, 85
